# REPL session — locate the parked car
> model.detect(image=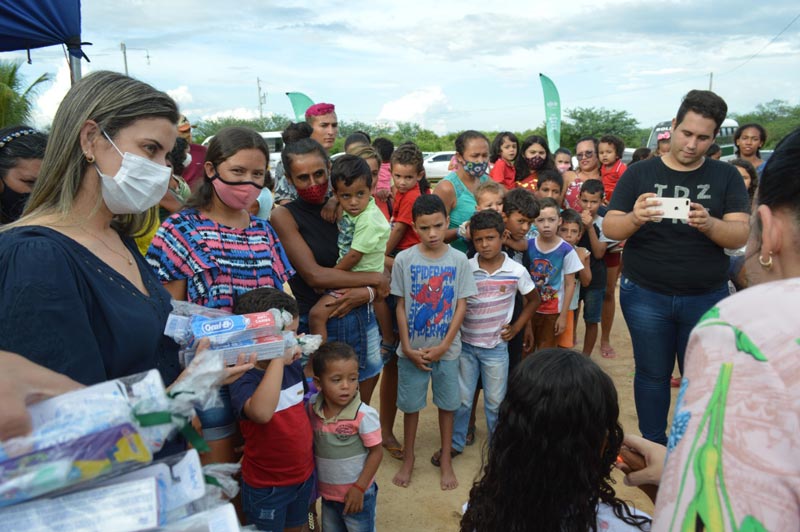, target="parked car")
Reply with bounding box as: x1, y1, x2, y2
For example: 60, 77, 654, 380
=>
423, 151, 456, 181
